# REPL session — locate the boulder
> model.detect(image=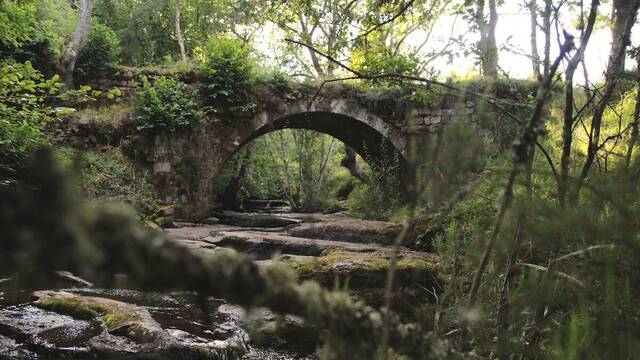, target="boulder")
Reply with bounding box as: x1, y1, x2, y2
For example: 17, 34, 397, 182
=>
287, 219, 403, 245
